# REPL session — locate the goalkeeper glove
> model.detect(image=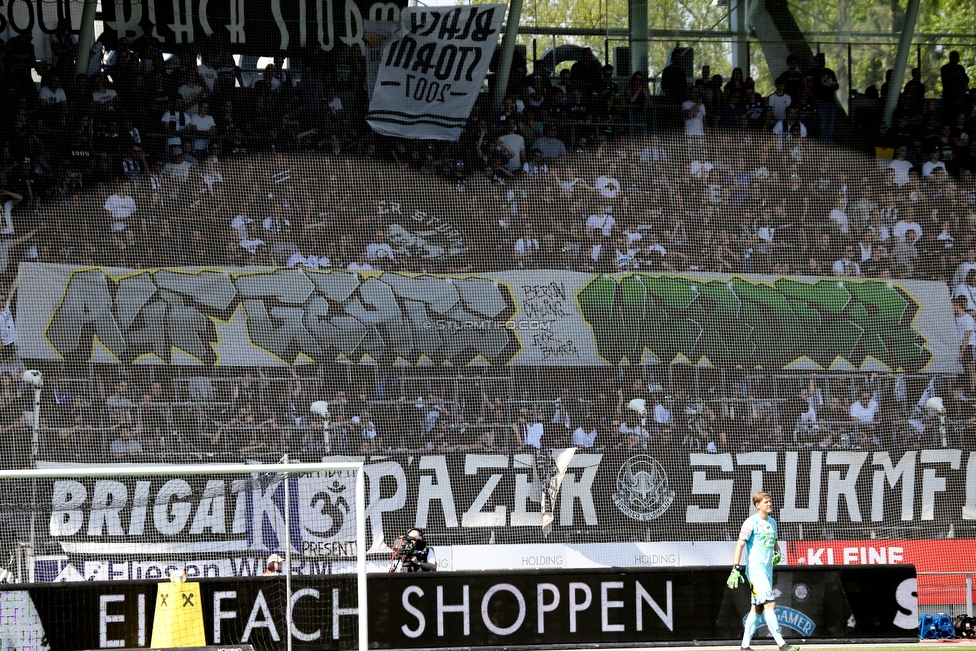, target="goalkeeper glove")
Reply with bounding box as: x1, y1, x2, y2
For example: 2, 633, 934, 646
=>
727, 565, 745, 589
773, 551, 782, 565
